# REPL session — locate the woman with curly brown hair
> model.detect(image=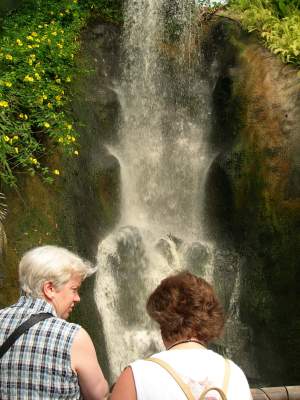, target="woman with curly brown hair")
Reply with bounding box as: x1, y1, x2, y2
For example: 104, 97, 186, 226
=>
111, 271, 252, 400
